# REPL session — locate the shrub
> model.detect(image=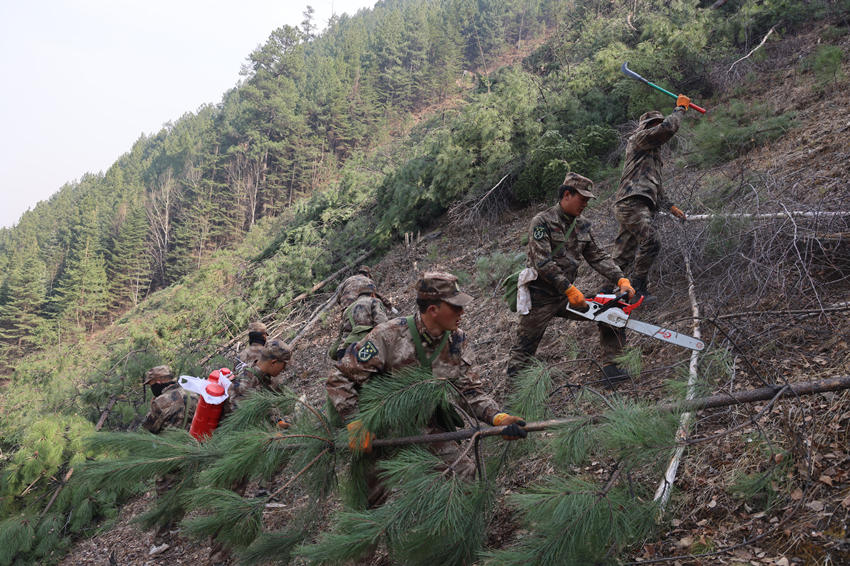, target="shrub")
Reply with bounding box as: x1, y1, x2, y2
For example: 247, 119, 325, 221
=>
687, 100, 796, 167
474, 251, 526, 290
